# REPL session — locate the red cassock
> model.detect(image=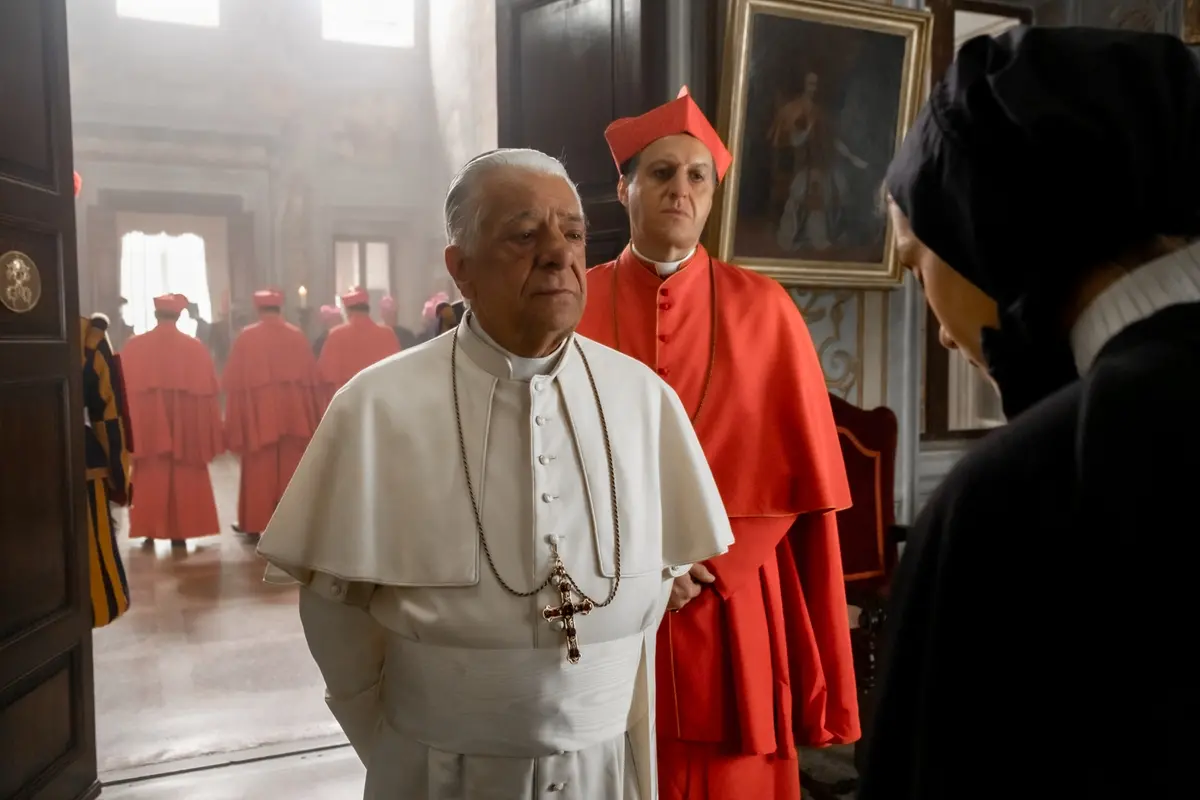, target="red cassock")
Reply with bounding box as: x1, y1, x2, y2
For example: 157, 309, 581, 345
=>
121, 297, 225, 540
315, 312, 402, 408
222, 296, 323, 534
577, 246, 859, 798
